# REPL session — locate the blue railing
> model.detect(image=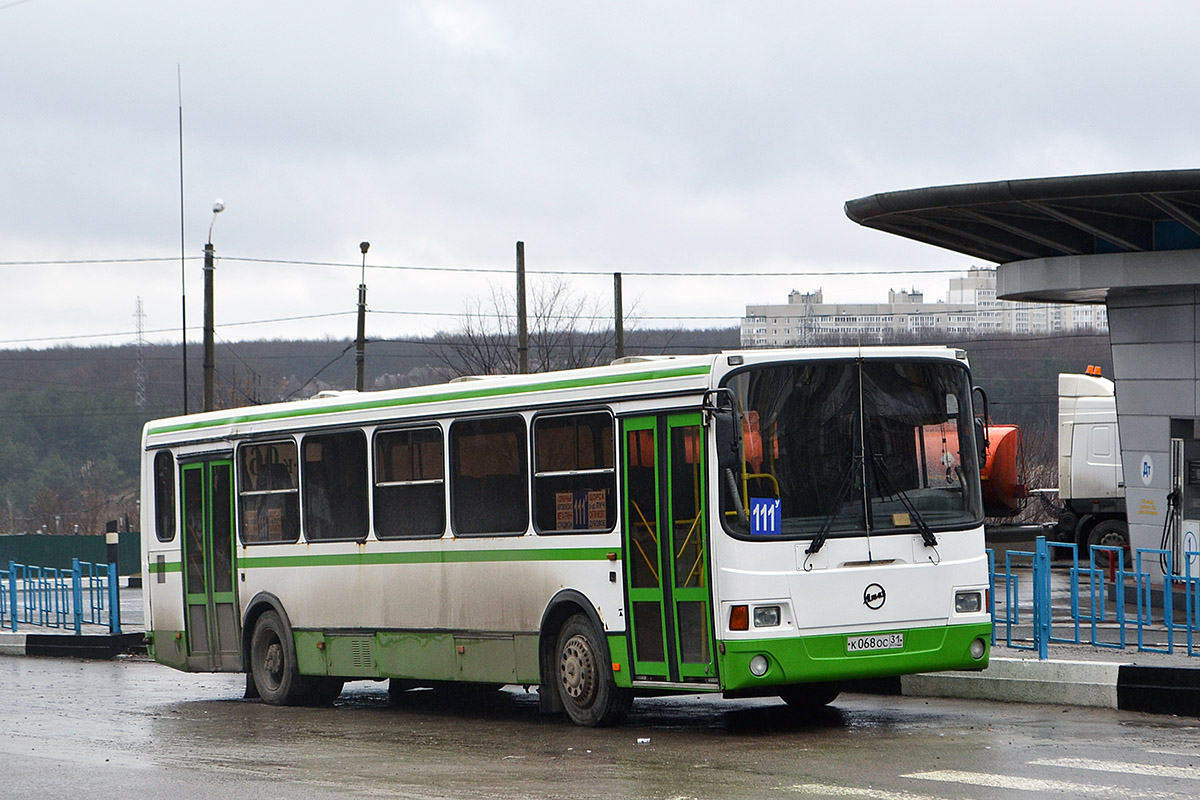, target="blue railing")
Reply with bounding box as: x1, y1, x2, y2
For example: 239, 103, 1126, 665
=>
989, 537, 1200, 659
0, 559, 121, 635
